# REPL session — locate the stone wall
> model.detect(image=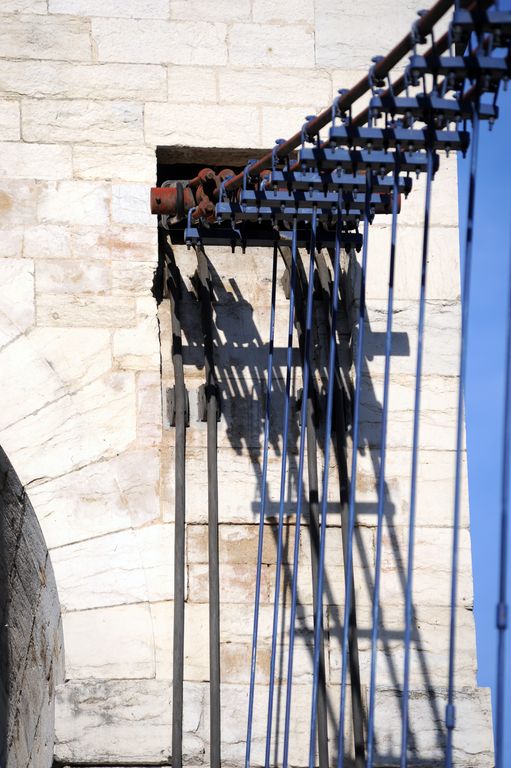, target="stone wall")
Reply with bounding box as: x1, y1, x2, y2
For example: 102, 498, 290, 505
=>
0, 1, 493, 766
